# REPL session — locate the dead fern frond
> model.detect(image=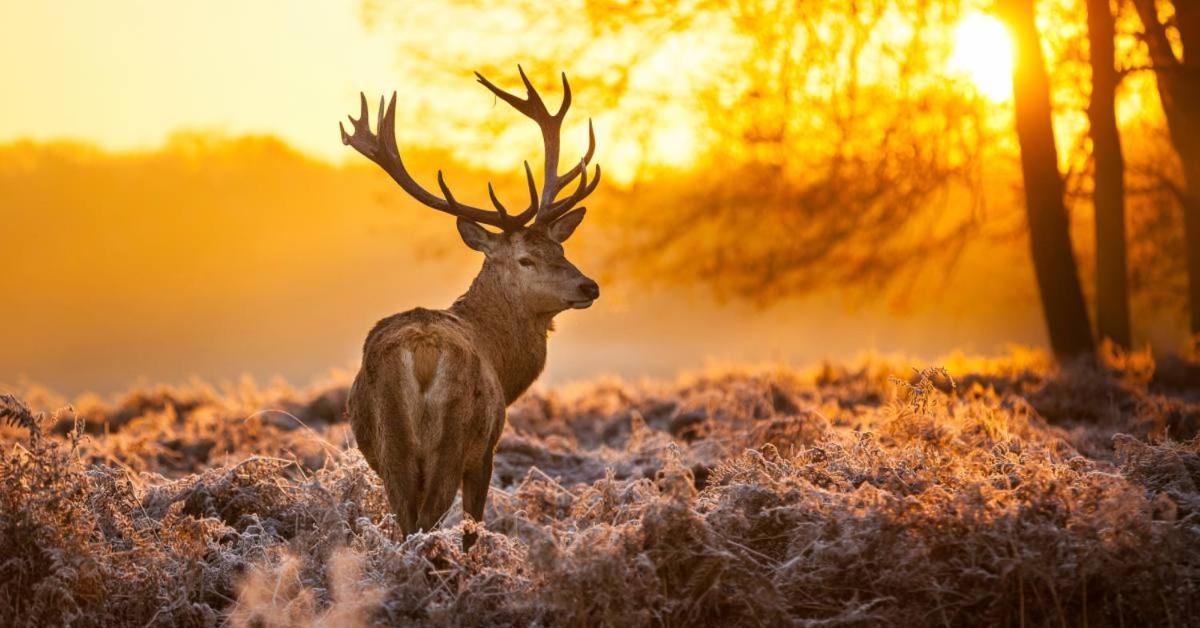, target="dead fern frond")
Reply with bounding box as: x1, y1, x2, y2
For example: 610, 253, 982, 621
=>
1, 392, 43, 445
